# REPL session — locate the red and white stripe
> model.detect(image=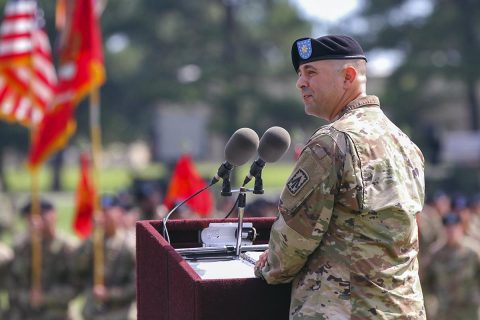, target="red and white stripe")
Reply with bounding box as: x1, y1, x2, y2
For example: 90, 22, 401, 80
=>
0, 0, 37, 63
0, 0, 57, 126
